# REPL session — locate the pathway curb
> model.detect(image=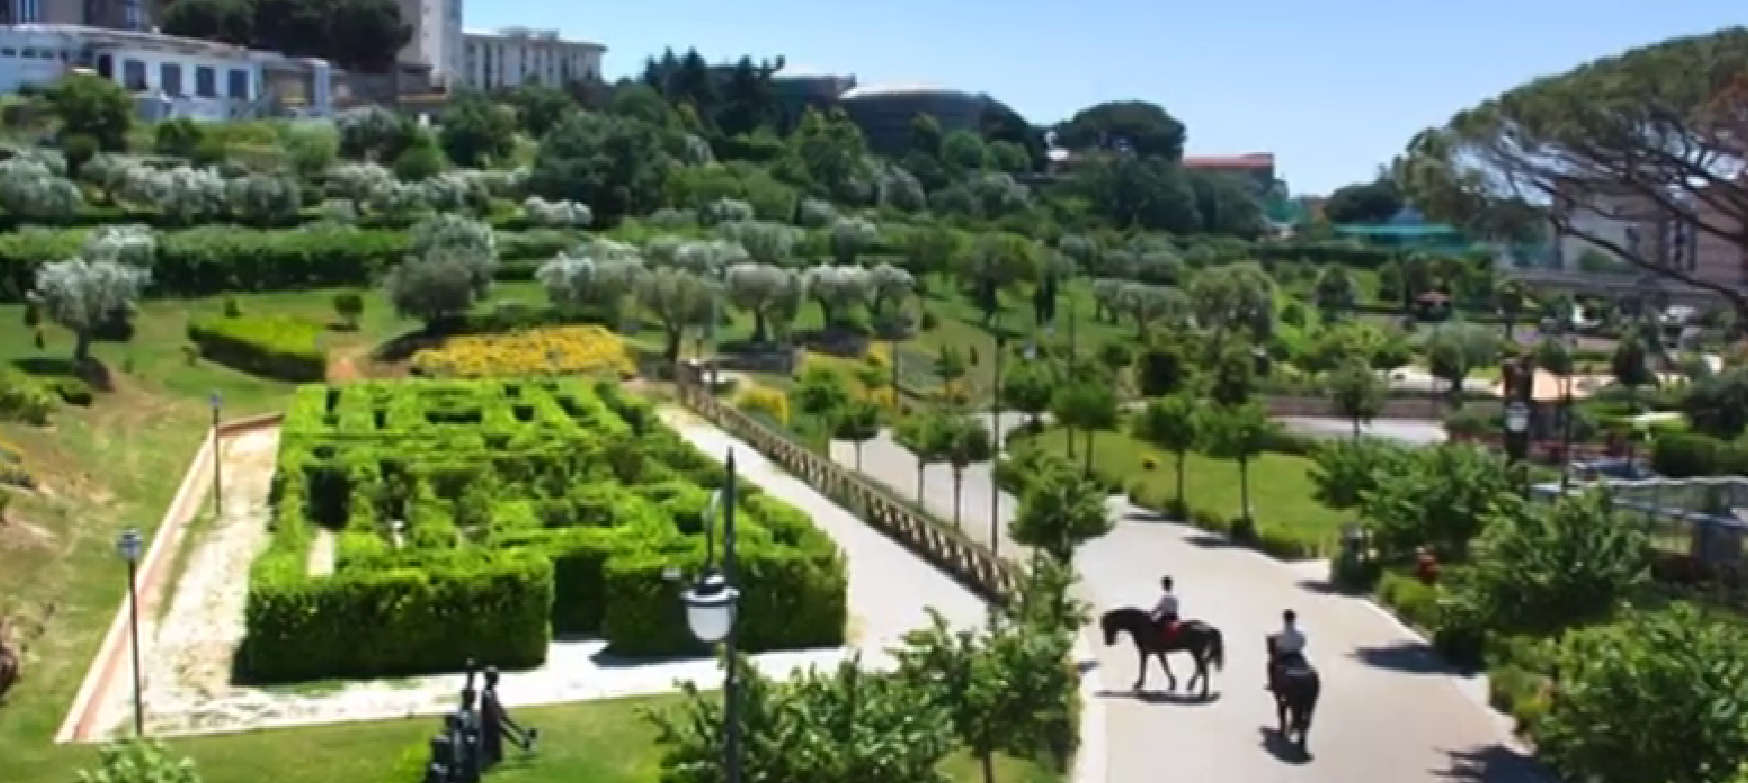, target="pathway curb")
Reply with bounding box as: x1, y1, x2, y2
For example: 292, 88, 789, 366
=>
54, 415, 282, 744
